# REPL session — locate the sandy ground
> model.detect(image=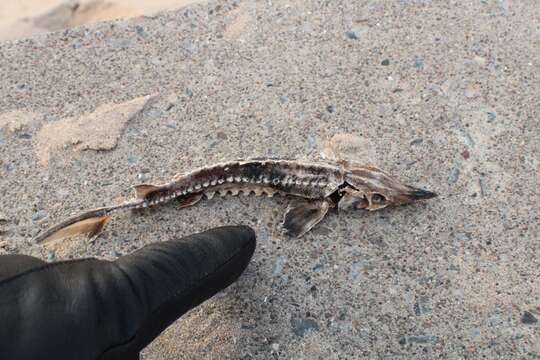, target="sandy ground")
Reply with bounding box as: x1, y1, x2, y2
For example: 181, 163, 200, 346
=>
0, 0, 201, 41
0, 0, 538, 358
